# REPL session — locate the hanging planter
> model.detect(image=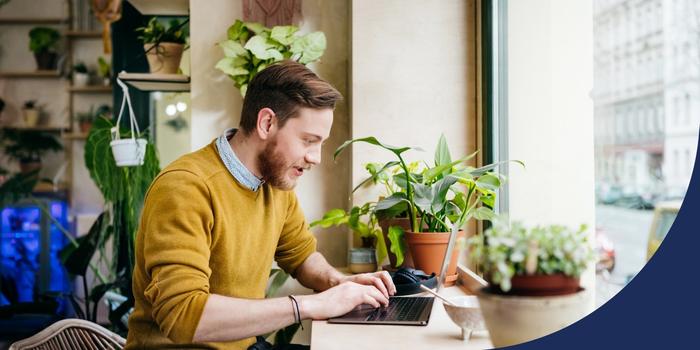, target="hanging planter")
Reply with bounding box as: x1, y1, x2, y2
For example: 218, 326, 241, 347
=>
110, 78, 147, 167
